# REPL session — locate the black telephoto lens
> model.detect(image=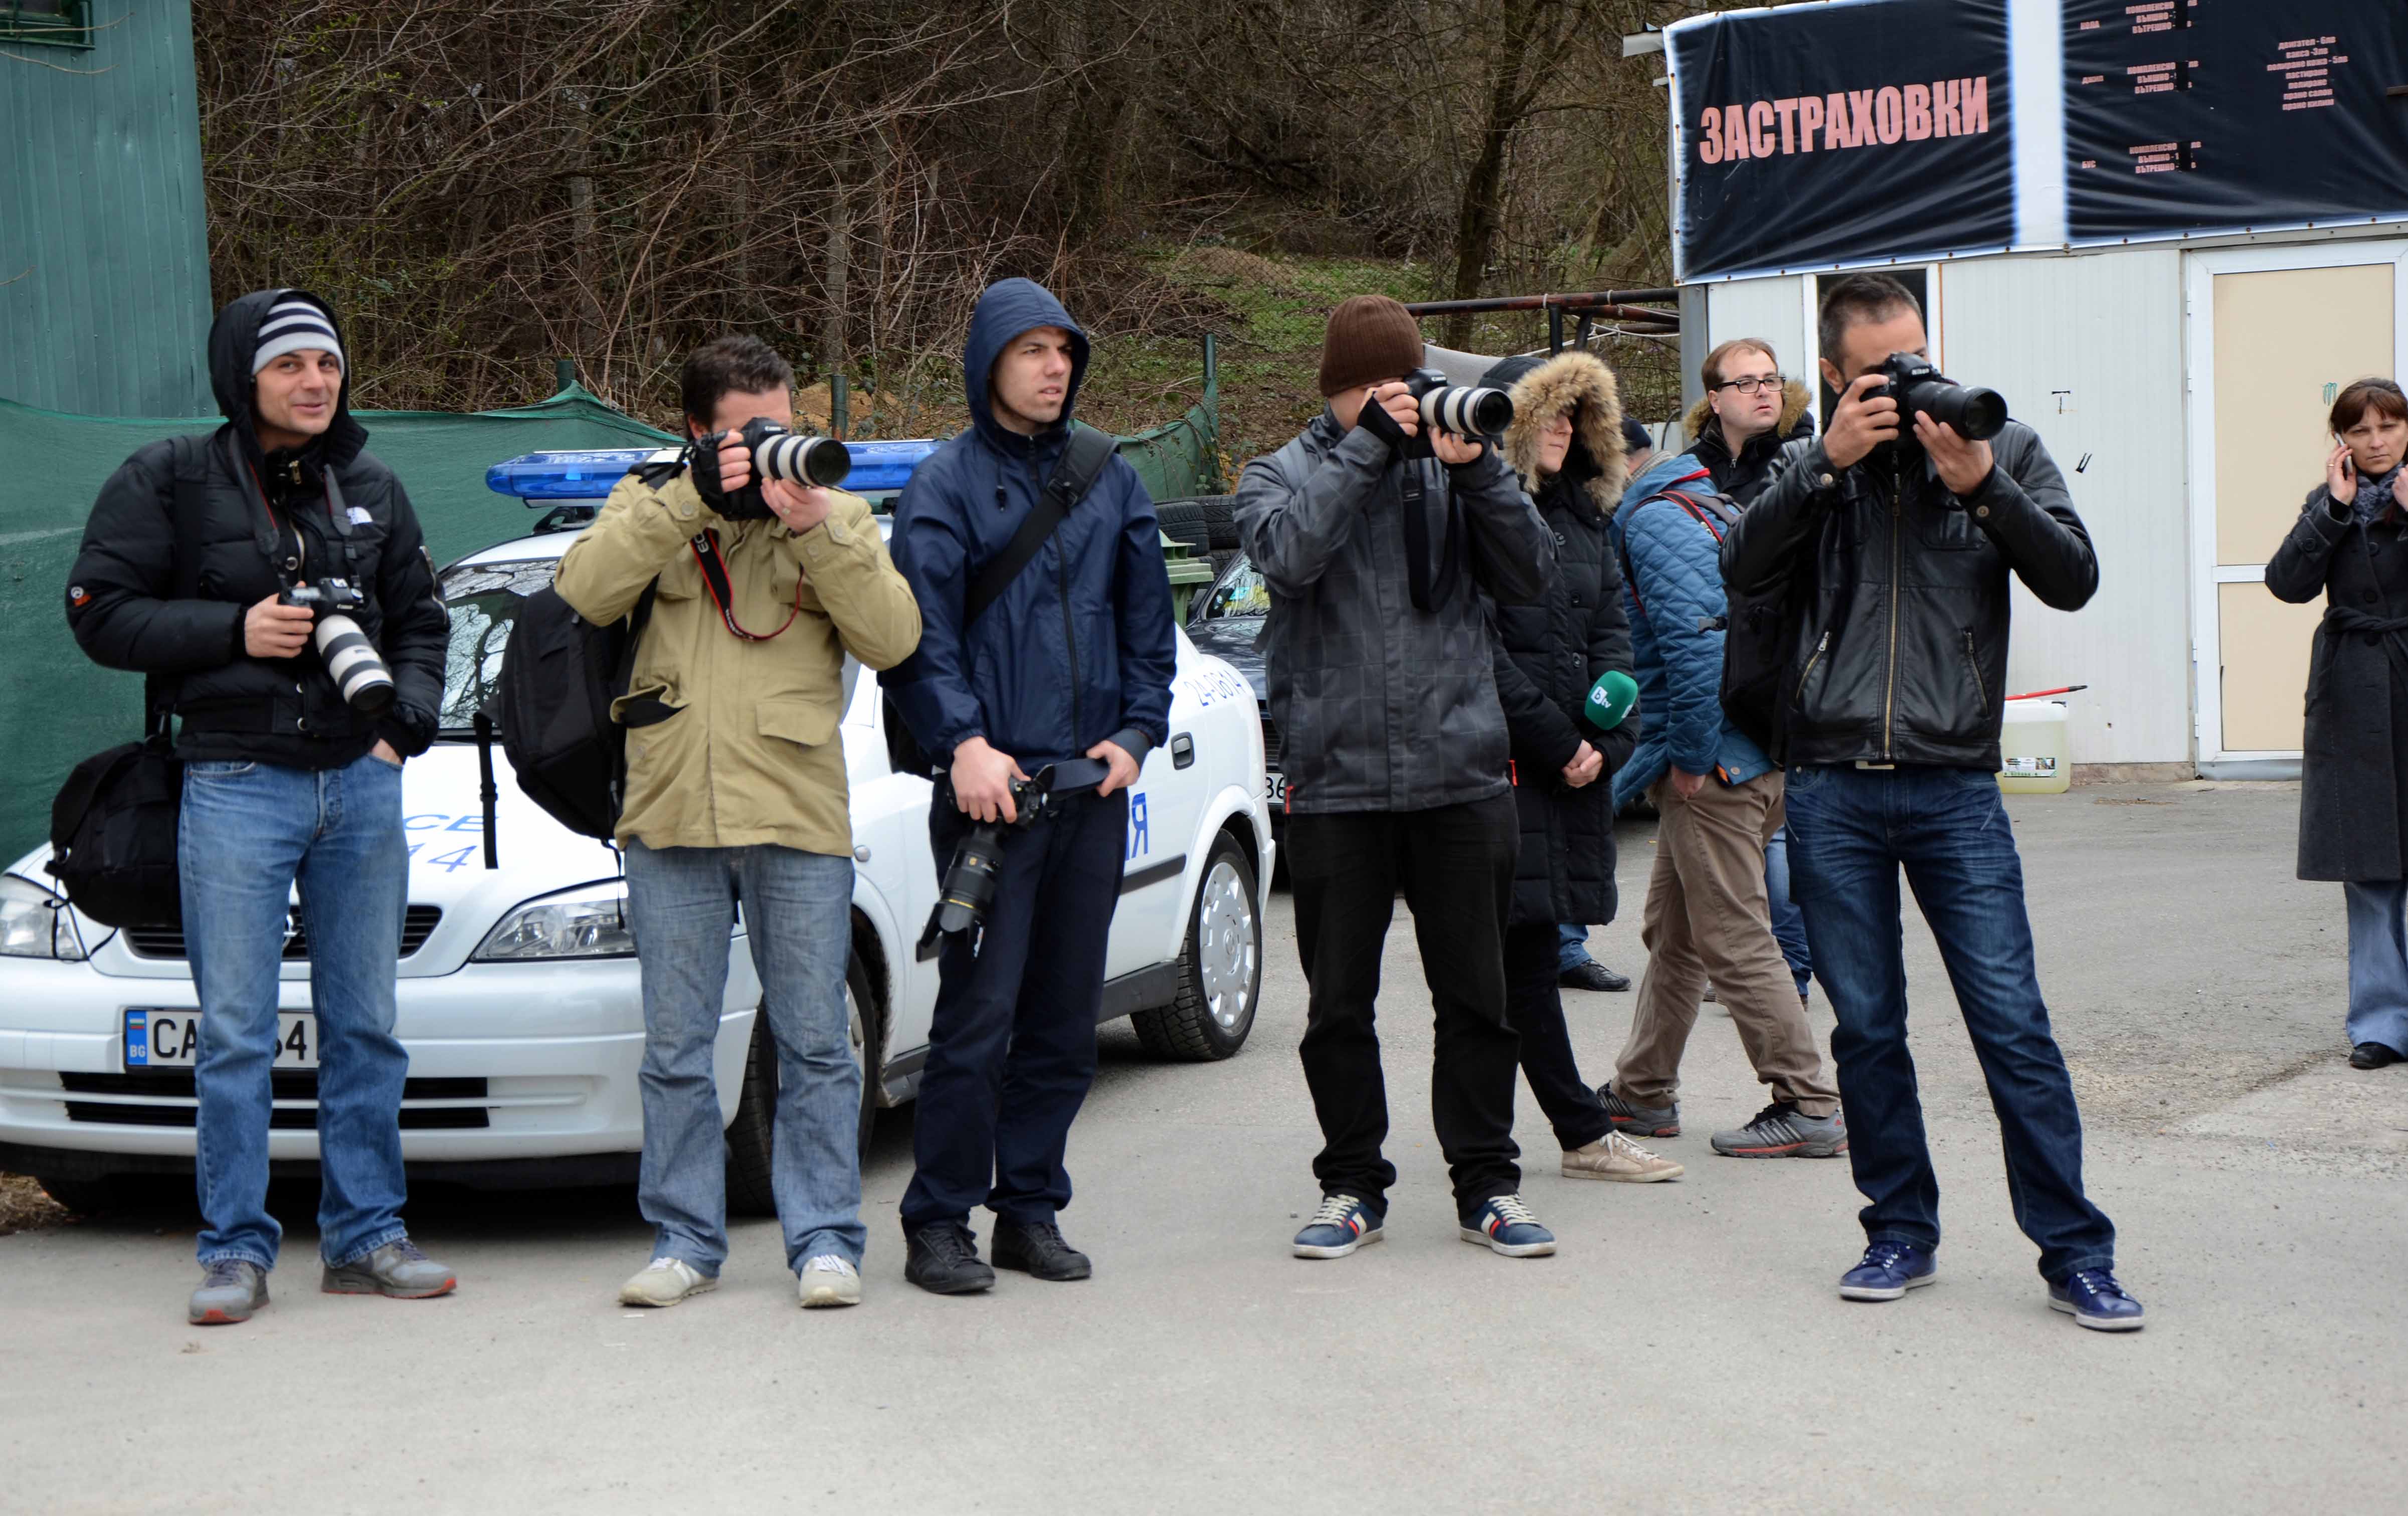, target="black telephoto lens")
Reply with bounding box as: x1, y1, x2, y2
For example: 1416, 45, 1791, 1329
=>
933, 824, 1007, 935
